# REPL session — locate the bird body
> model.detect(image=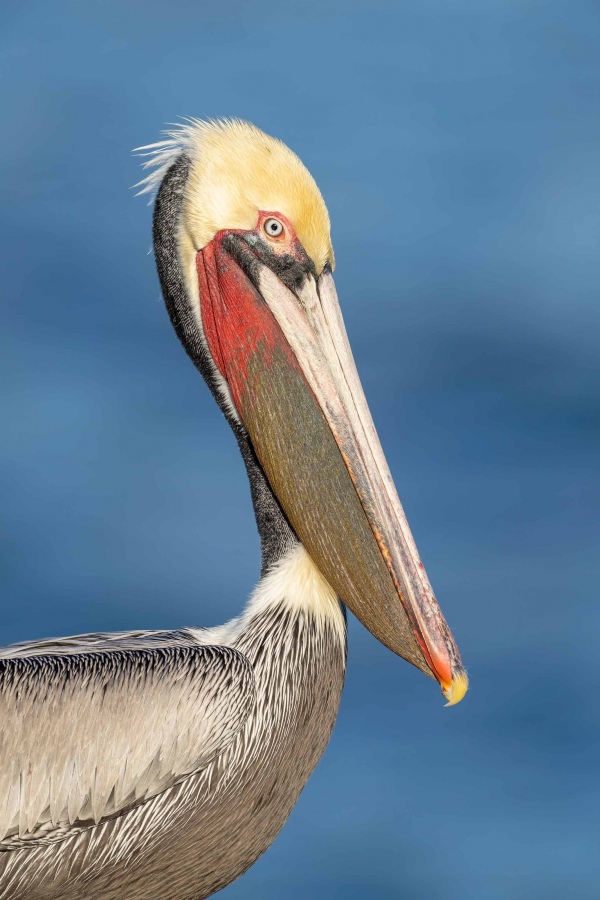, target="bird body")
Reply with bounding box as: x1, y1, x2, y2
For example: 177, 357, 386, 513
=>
0, 547, 345, 899
0, 119, 466, 898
